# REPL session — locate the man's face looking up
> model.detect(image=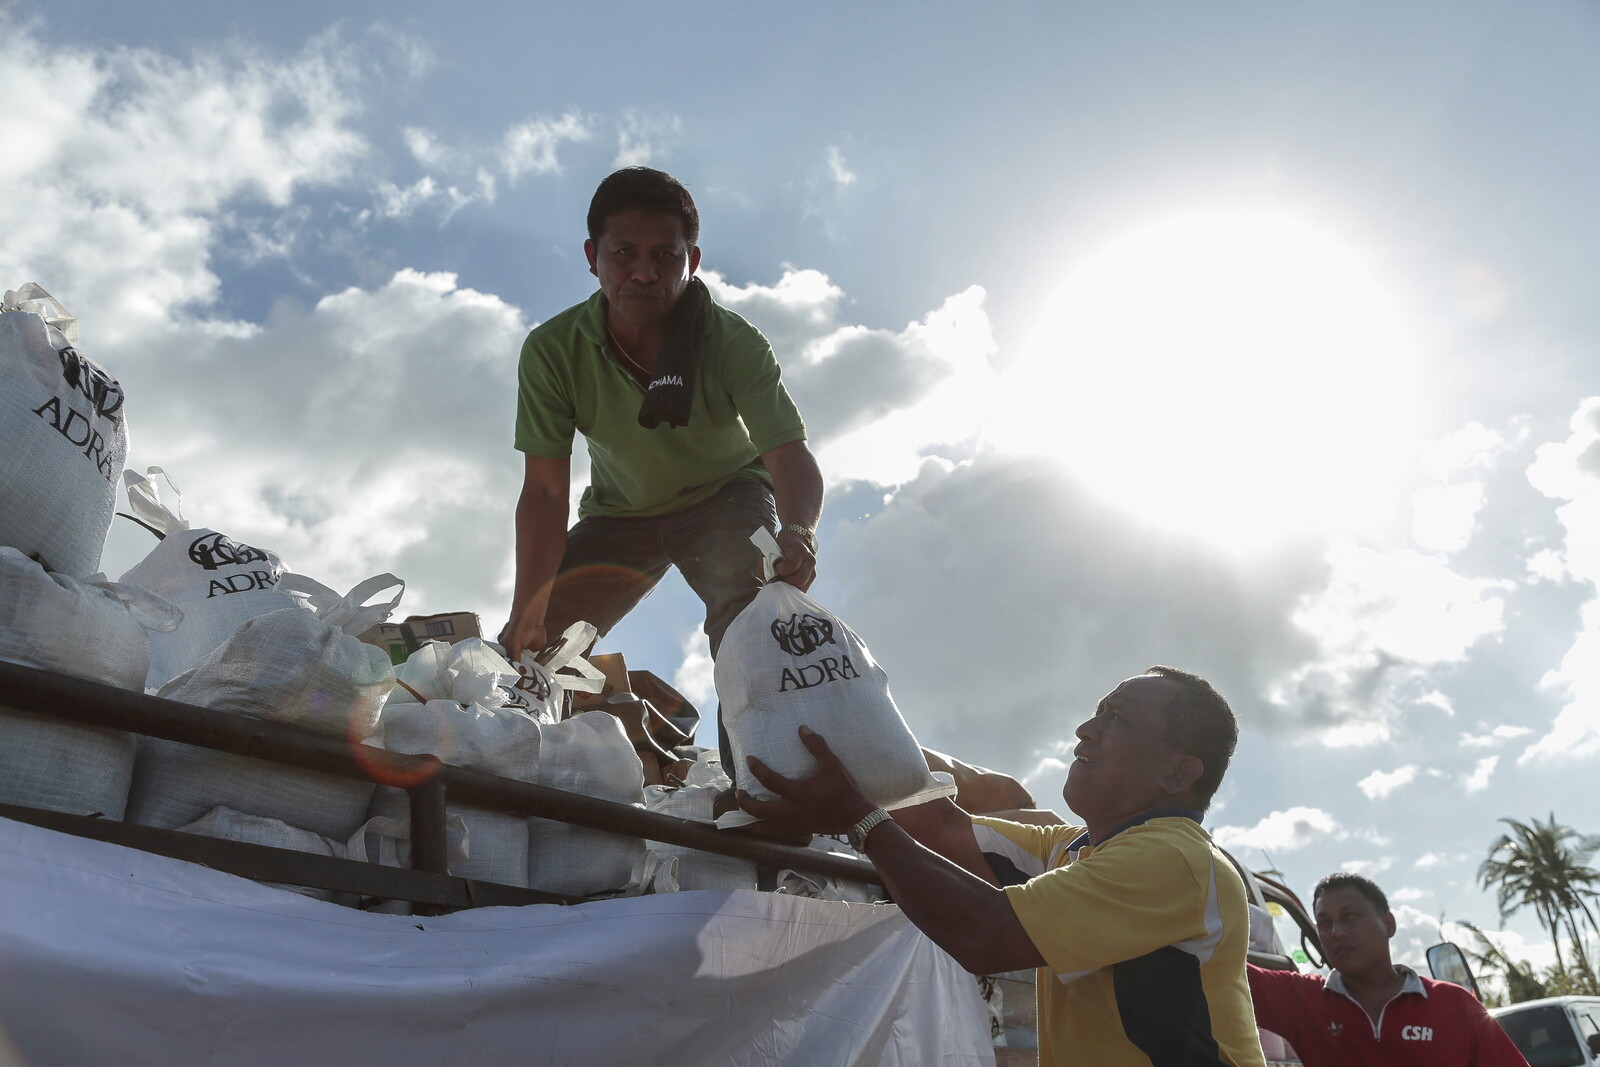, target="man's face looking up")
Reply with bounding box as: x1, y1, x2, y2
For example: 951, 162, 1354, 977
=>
1065, 674, 1189, 829
585, 208, 701, 334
